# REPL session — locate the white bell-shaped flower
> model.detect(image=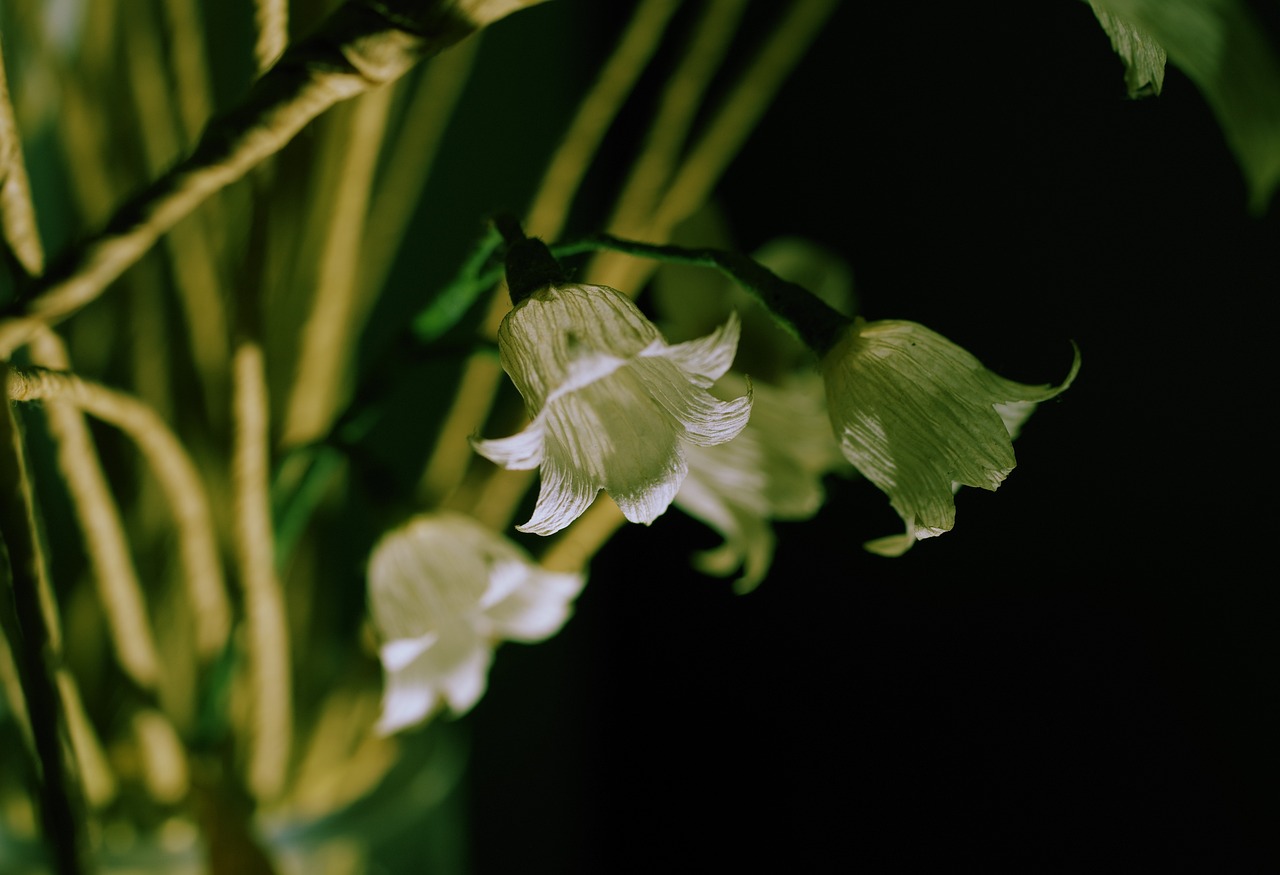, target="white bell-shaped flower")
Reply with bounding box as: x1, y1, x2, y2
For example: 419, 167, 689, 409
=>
367, 511, 585, 734
821, 318, 1079, 543
472, 283, 752, 536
